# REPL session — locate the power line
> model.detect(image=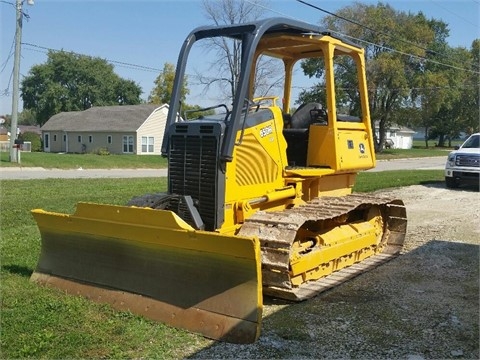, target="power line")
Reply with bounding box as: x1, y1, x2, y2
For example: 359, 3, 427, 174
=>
428, 0, 478, 28
295, 0, 435, 55
21, 42, 163, 73
0, 0, 30, 19
5, 5, 478, 100
0, 0, 15, 8
0, 70, 13, 97
291, 84, 478, 92
246, 0, 479, 74
333, 31, 479, 74
0, 36, 15, 74
294, 0, 480, 72
21, 42, 205, 81
1, 42, 166, 100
